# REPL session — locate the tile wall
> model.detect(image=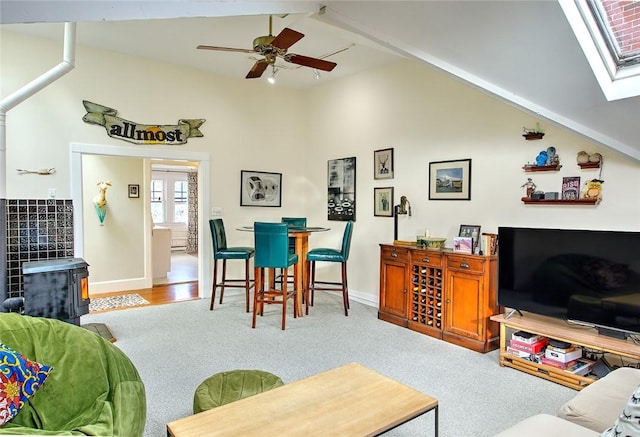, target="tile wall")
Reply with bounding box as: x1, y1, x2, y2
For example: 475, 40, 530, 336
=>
3, 199, 74, 301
